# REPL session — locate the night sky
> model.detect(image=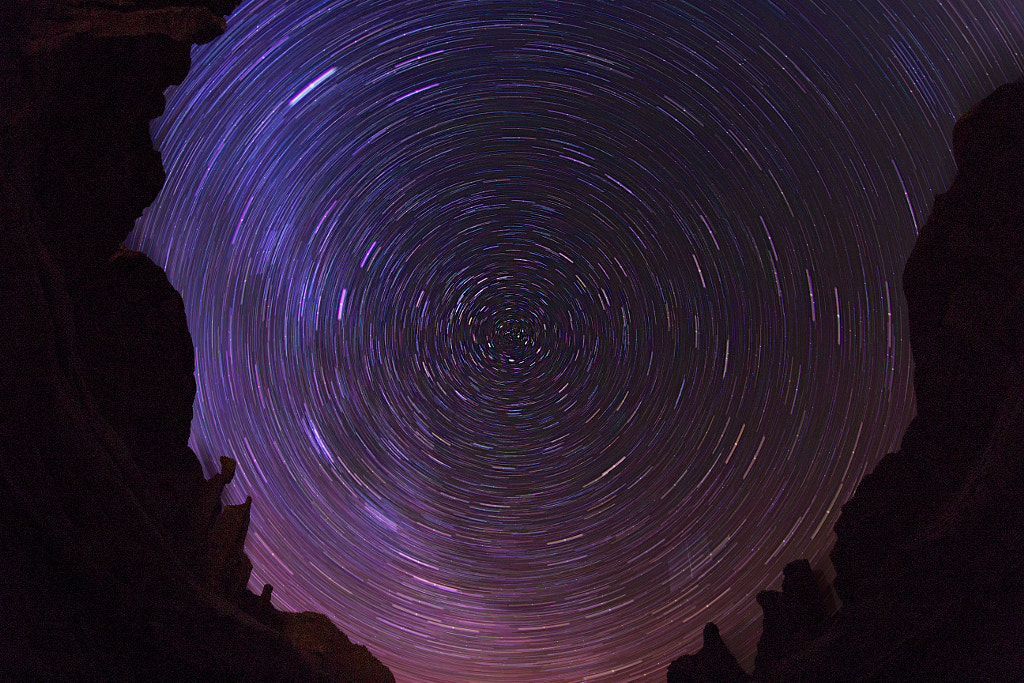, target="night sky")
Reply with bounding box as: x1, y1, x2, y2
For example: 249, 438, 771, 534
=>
129, 2, 1024, 681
